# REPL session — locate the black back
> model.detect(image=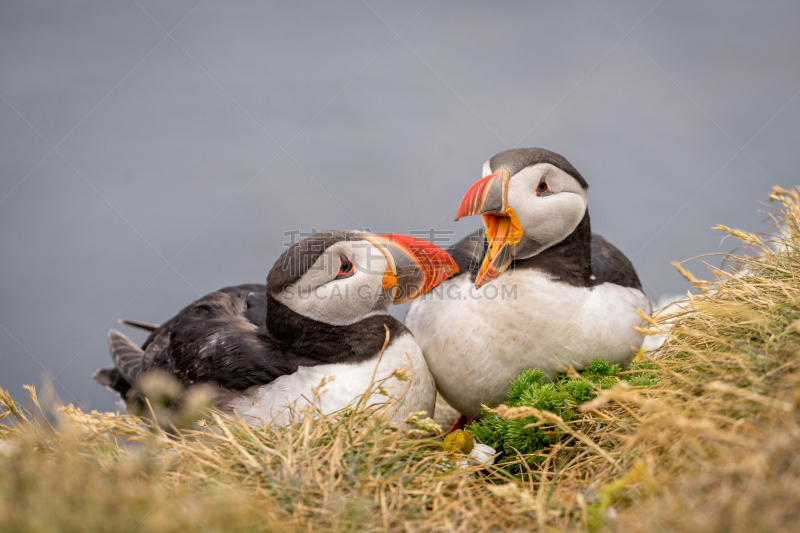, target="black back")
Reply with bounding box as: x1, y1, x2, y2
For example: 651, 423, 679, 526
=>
448, 227, 487, 275
589, 233, 643, 291
107, 283, 406, 393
